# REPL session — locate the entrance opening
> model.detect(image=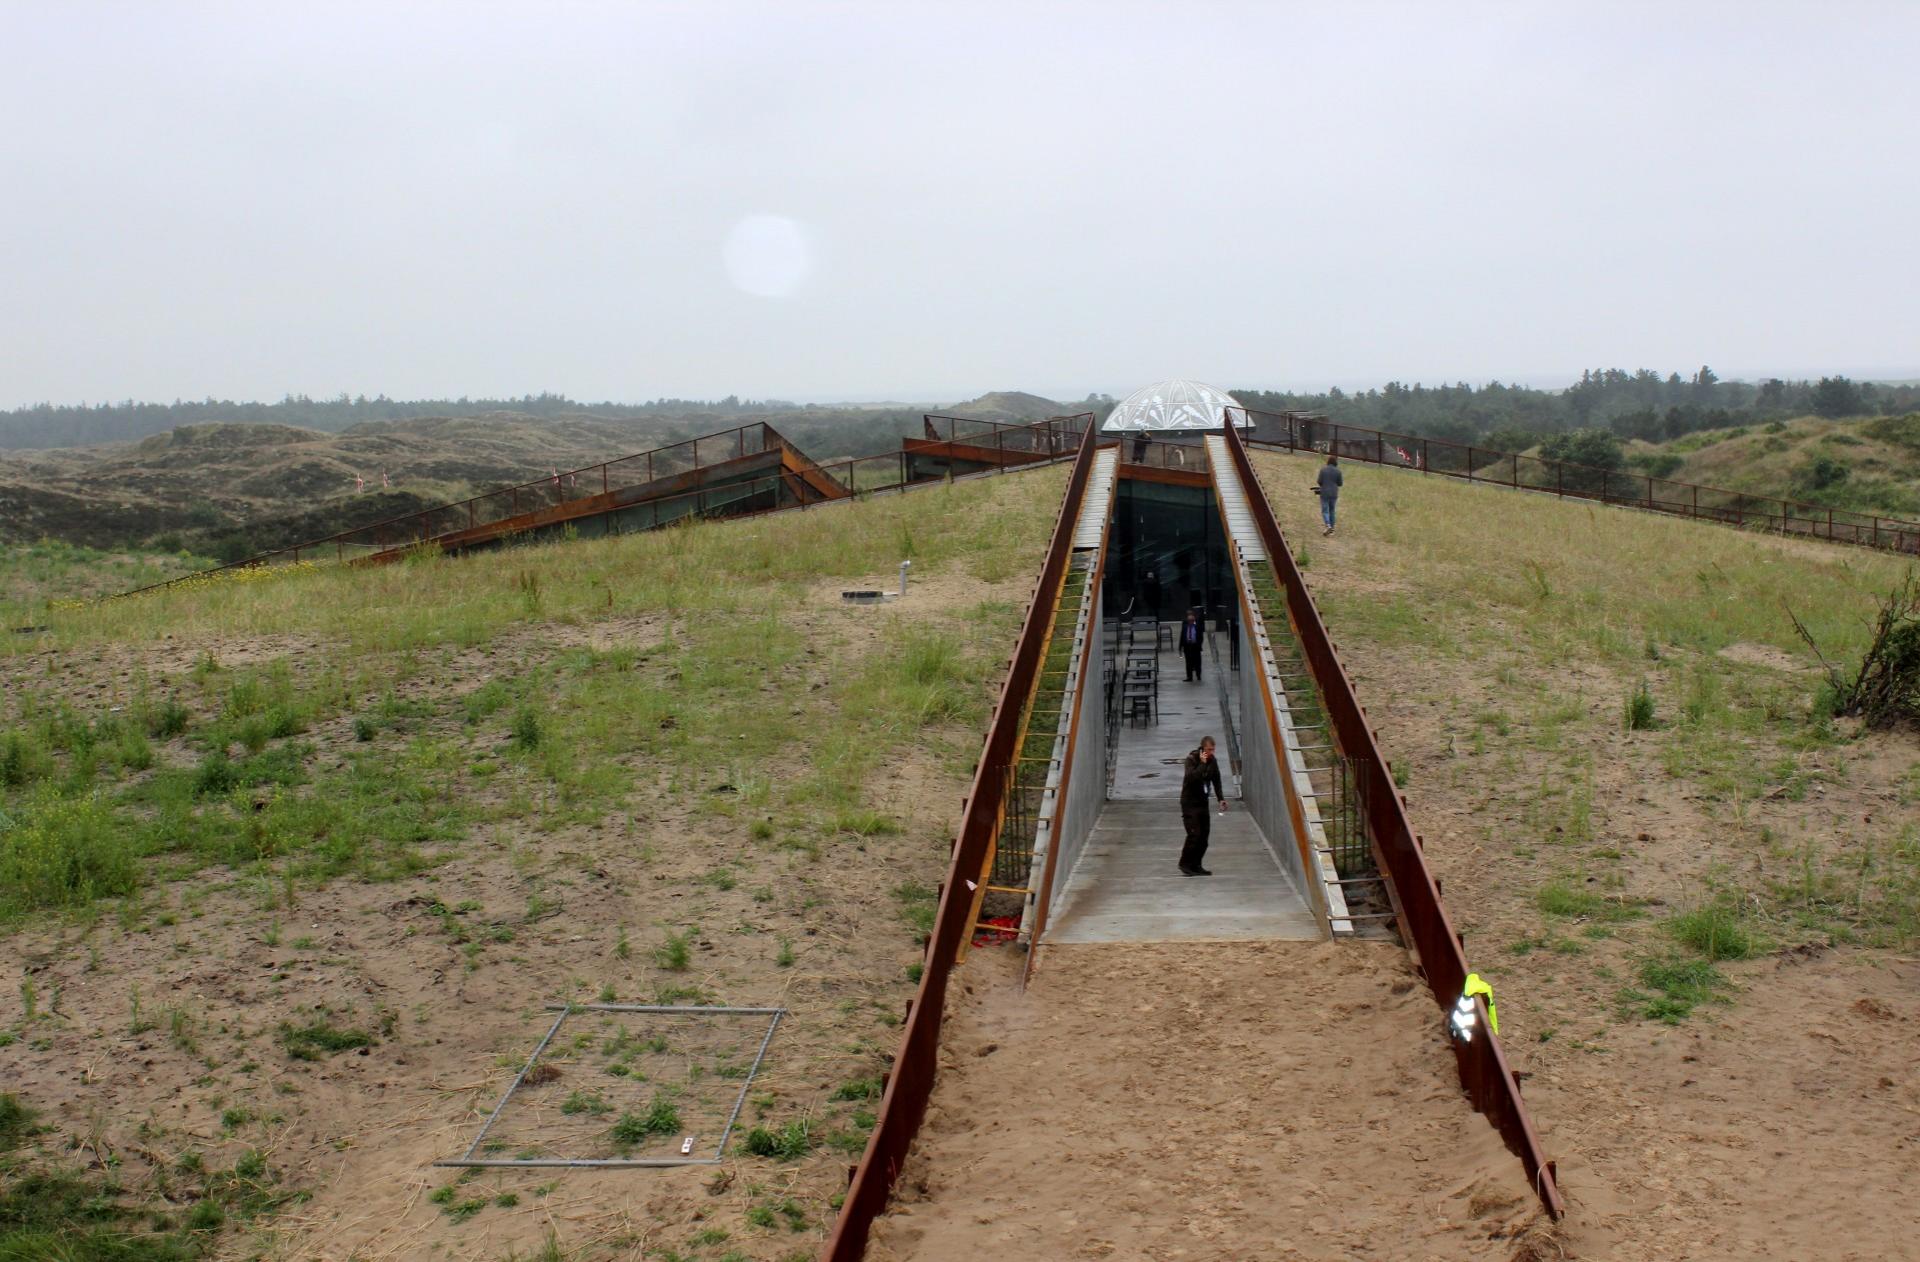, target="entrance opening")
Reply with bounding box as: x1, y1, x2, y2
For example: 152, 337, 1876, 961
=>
1041, 460, 1318, 945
